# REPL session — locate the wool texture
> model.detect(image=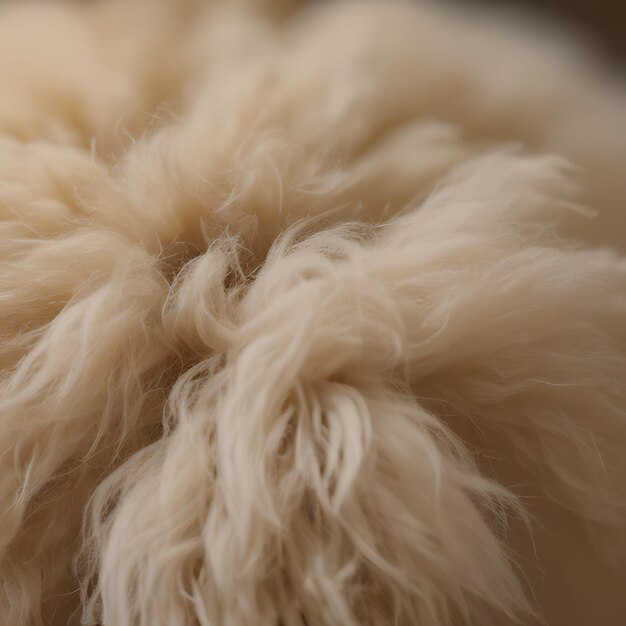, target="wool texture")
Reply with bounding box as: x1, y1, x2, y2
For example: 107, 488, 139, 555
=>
1, 0, 626, 625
